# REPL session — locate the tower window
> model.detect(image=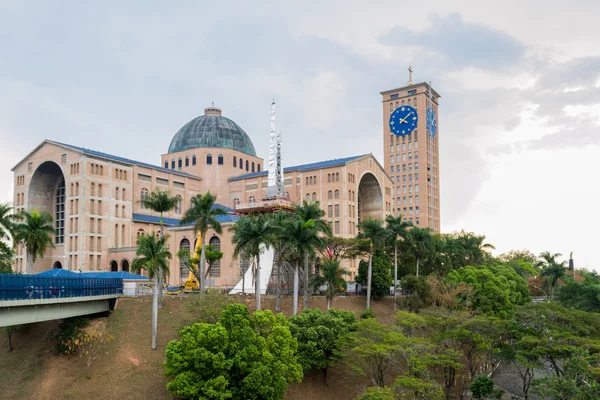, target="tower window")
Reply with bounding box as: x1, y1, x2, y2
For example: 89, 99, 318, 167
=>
206, 154, 212, 165
251, 162, 255, 172
185, 157, 189, 167
245, 160, 249, 171
239, 158, 243, 170
192, 155, 196, 166
164, 161, 168, 168
257, 164, 261, 172
233, 156, 237, 168
171, 159, 175, 169
178, 158, 182, 169
55, 179, 65, 244
218, 154, 224, 165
